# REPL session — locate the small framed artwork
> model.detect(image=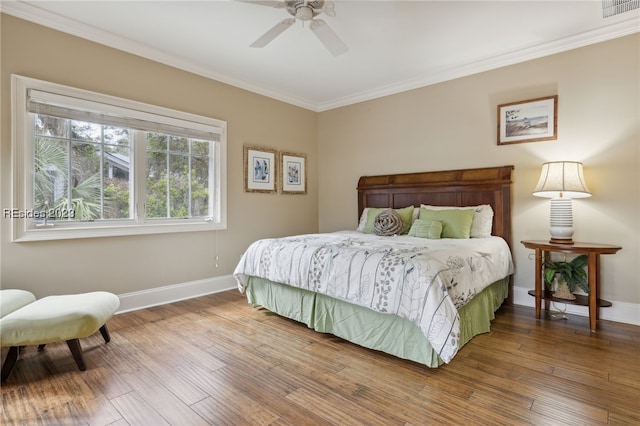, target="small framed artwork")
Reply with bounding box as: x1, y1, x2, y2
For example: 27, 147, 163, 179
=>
244, 145, 277, 193
497, 95, 558, 145
280, 151, 307, 195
